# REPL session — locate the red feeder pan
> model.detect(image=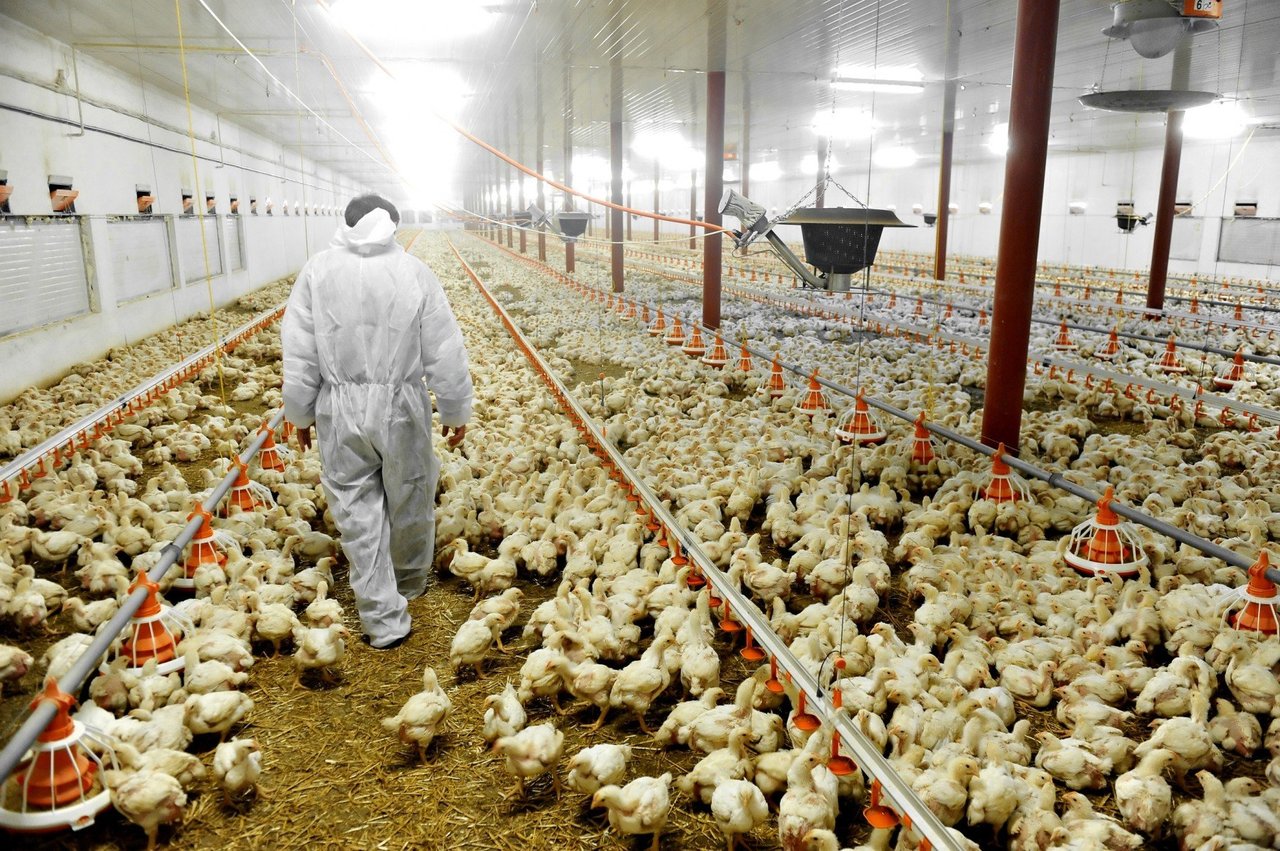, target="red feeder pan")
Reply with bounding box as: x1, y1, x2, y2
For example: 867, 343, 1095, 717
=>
256, 424, 291, 473
798, 369, 829, 416
766, 354, 786, 398
0, 678, 117, 834
648, 309, 666, 336
1213, 349, 1250, 390
719, 601, 742, 633
740, 630, 765, 662
864, 779, 900, 829
1063, 486, 1149, 578
736, 340, 753, 372
117, 570, 187, 675
1051, 320, 1076, 351
765, 658, 784, 694
1095, 328, 1120, 361
792, 691, 820, 732
909, 412, 935, 466
834, 389, 886, 445
220, 459, 273, 516
700, 334, 729, 369
982, 442, 1030, 503
664, 316, 685, 346
681, 324, 707, 358
1225, 552, 1278, 635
